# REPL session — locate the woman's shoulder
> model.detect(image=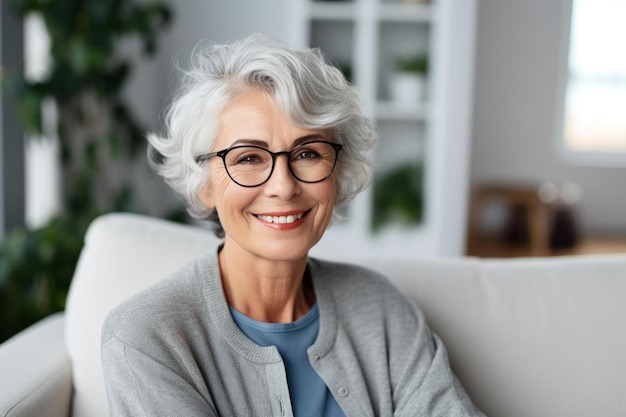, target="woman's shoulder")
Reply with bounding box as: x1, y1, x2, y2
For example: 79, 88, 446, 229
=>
309, 257, 426, 338
308, 257, 409, 305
